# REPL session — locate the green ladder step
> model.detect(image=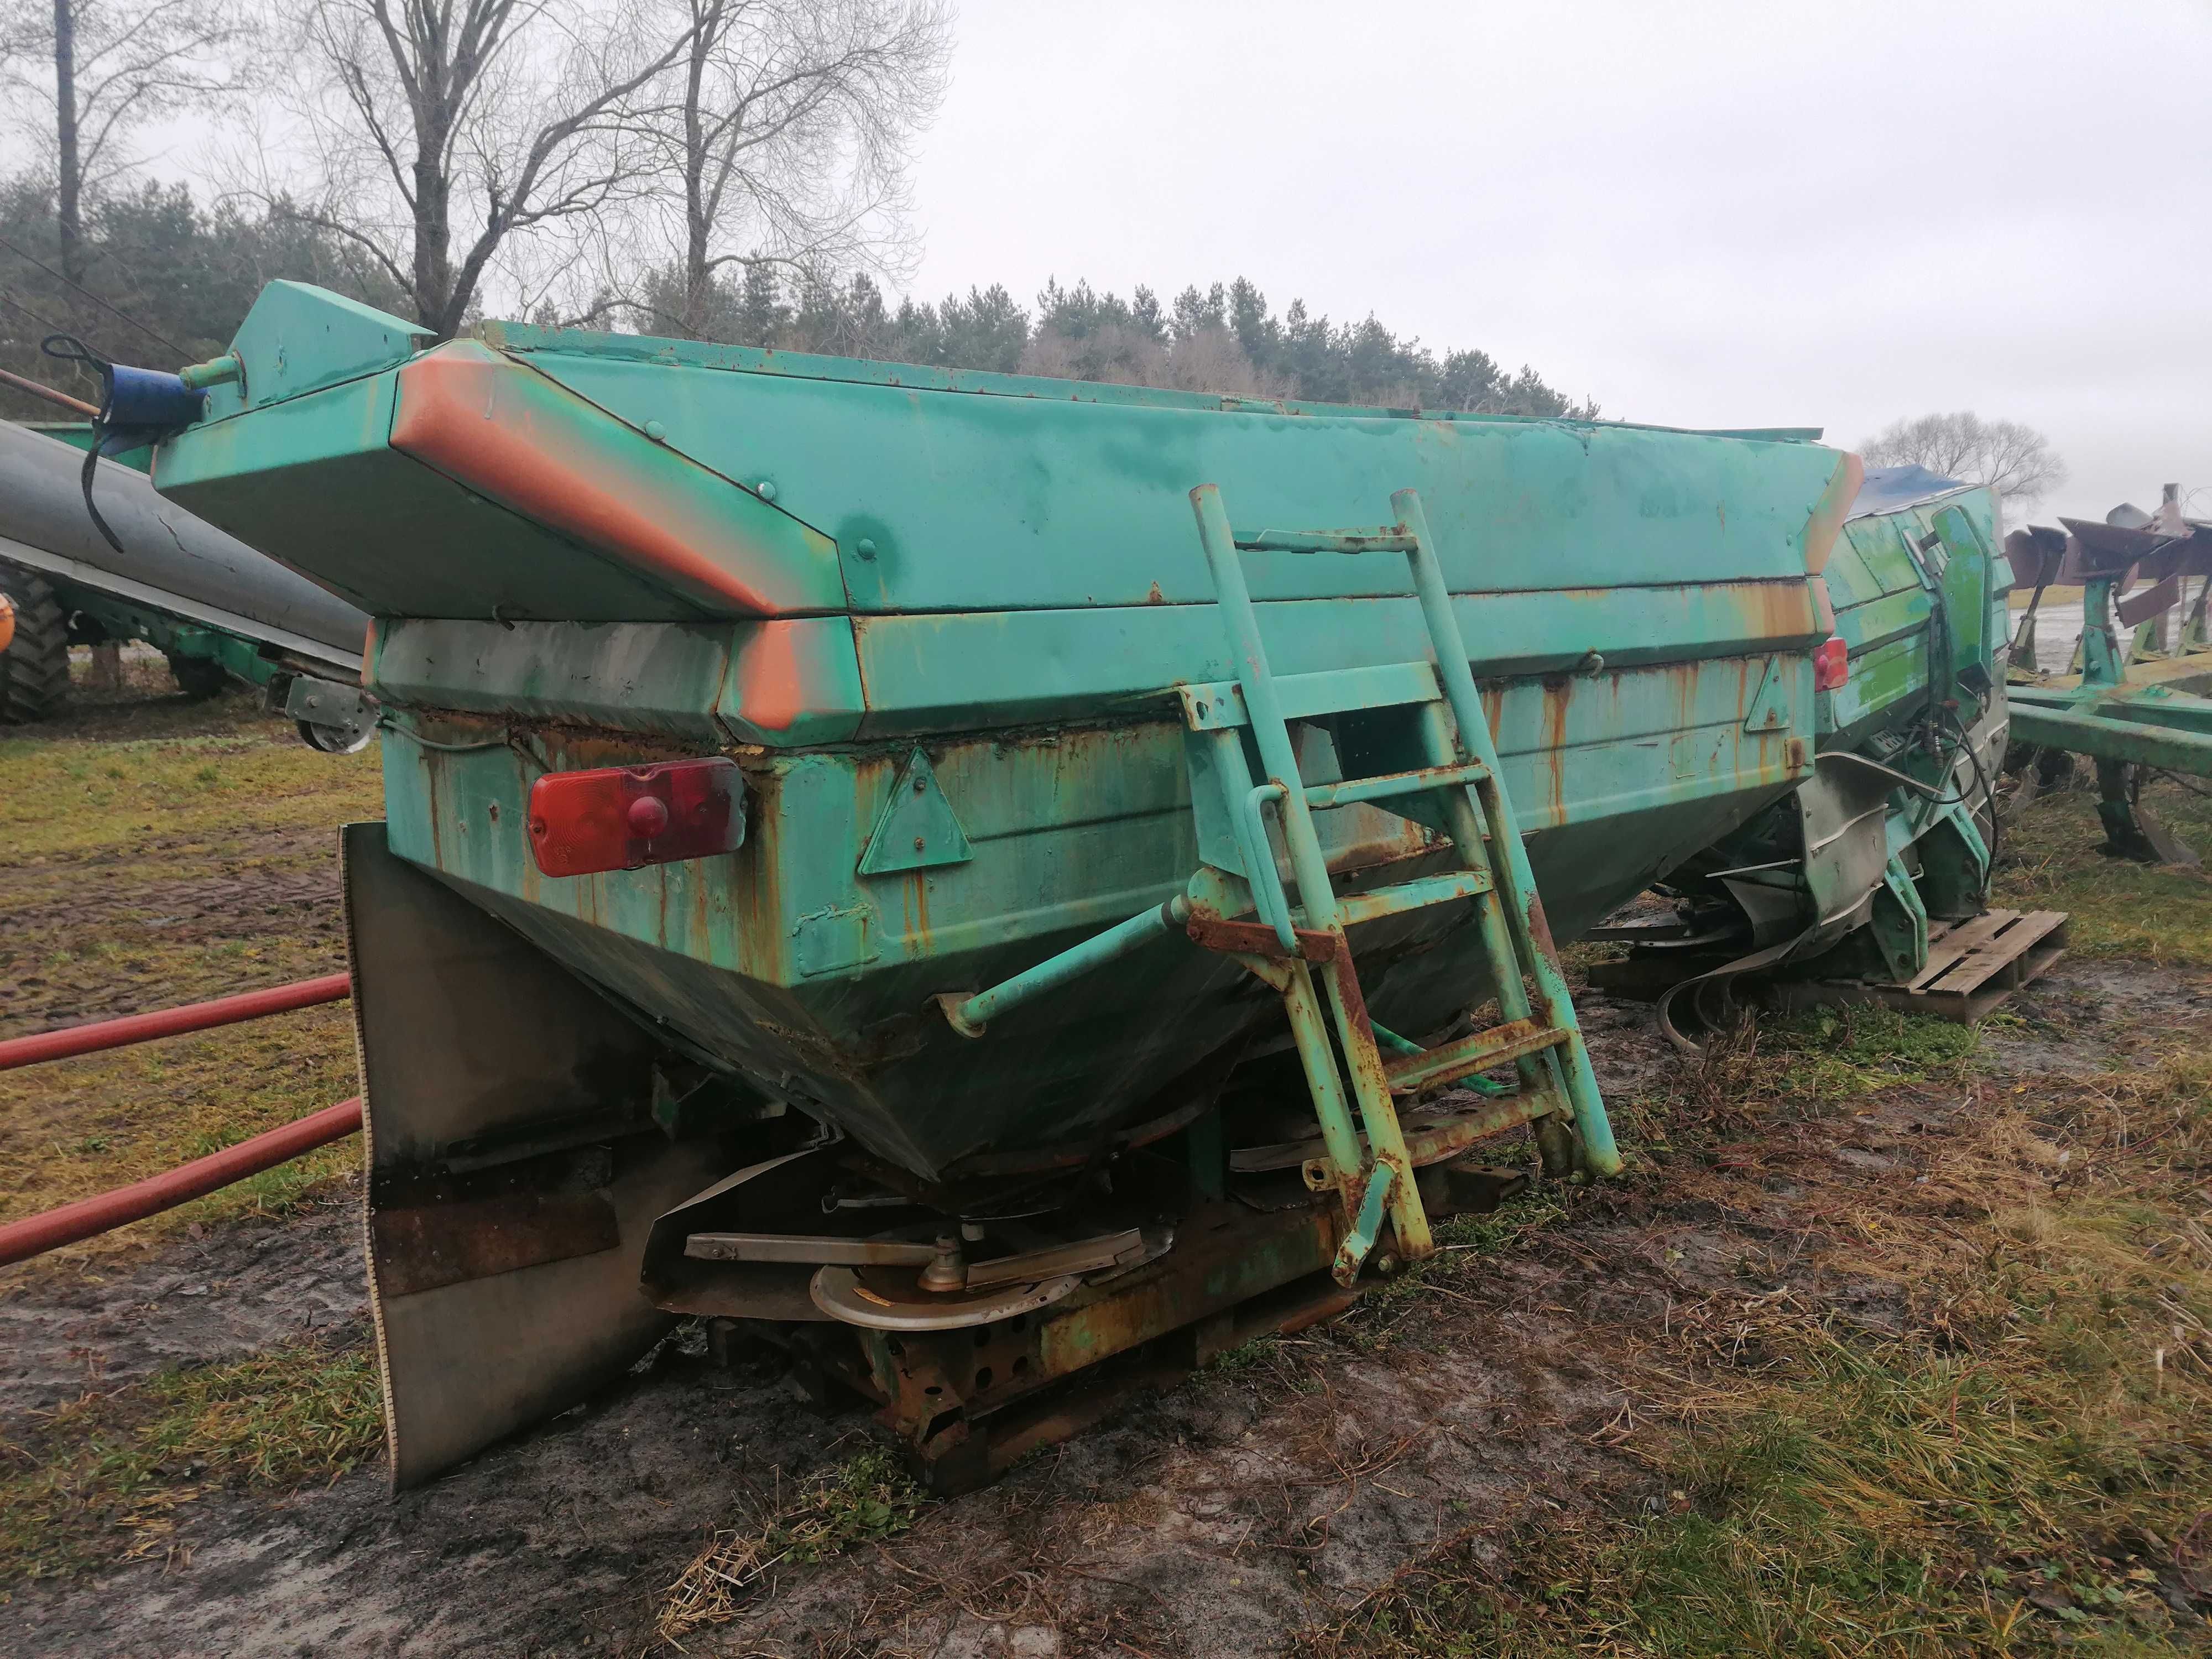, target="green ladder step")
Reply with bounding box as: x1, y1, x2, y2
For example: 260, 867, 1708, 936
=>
1180, 481, 1622, 1286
